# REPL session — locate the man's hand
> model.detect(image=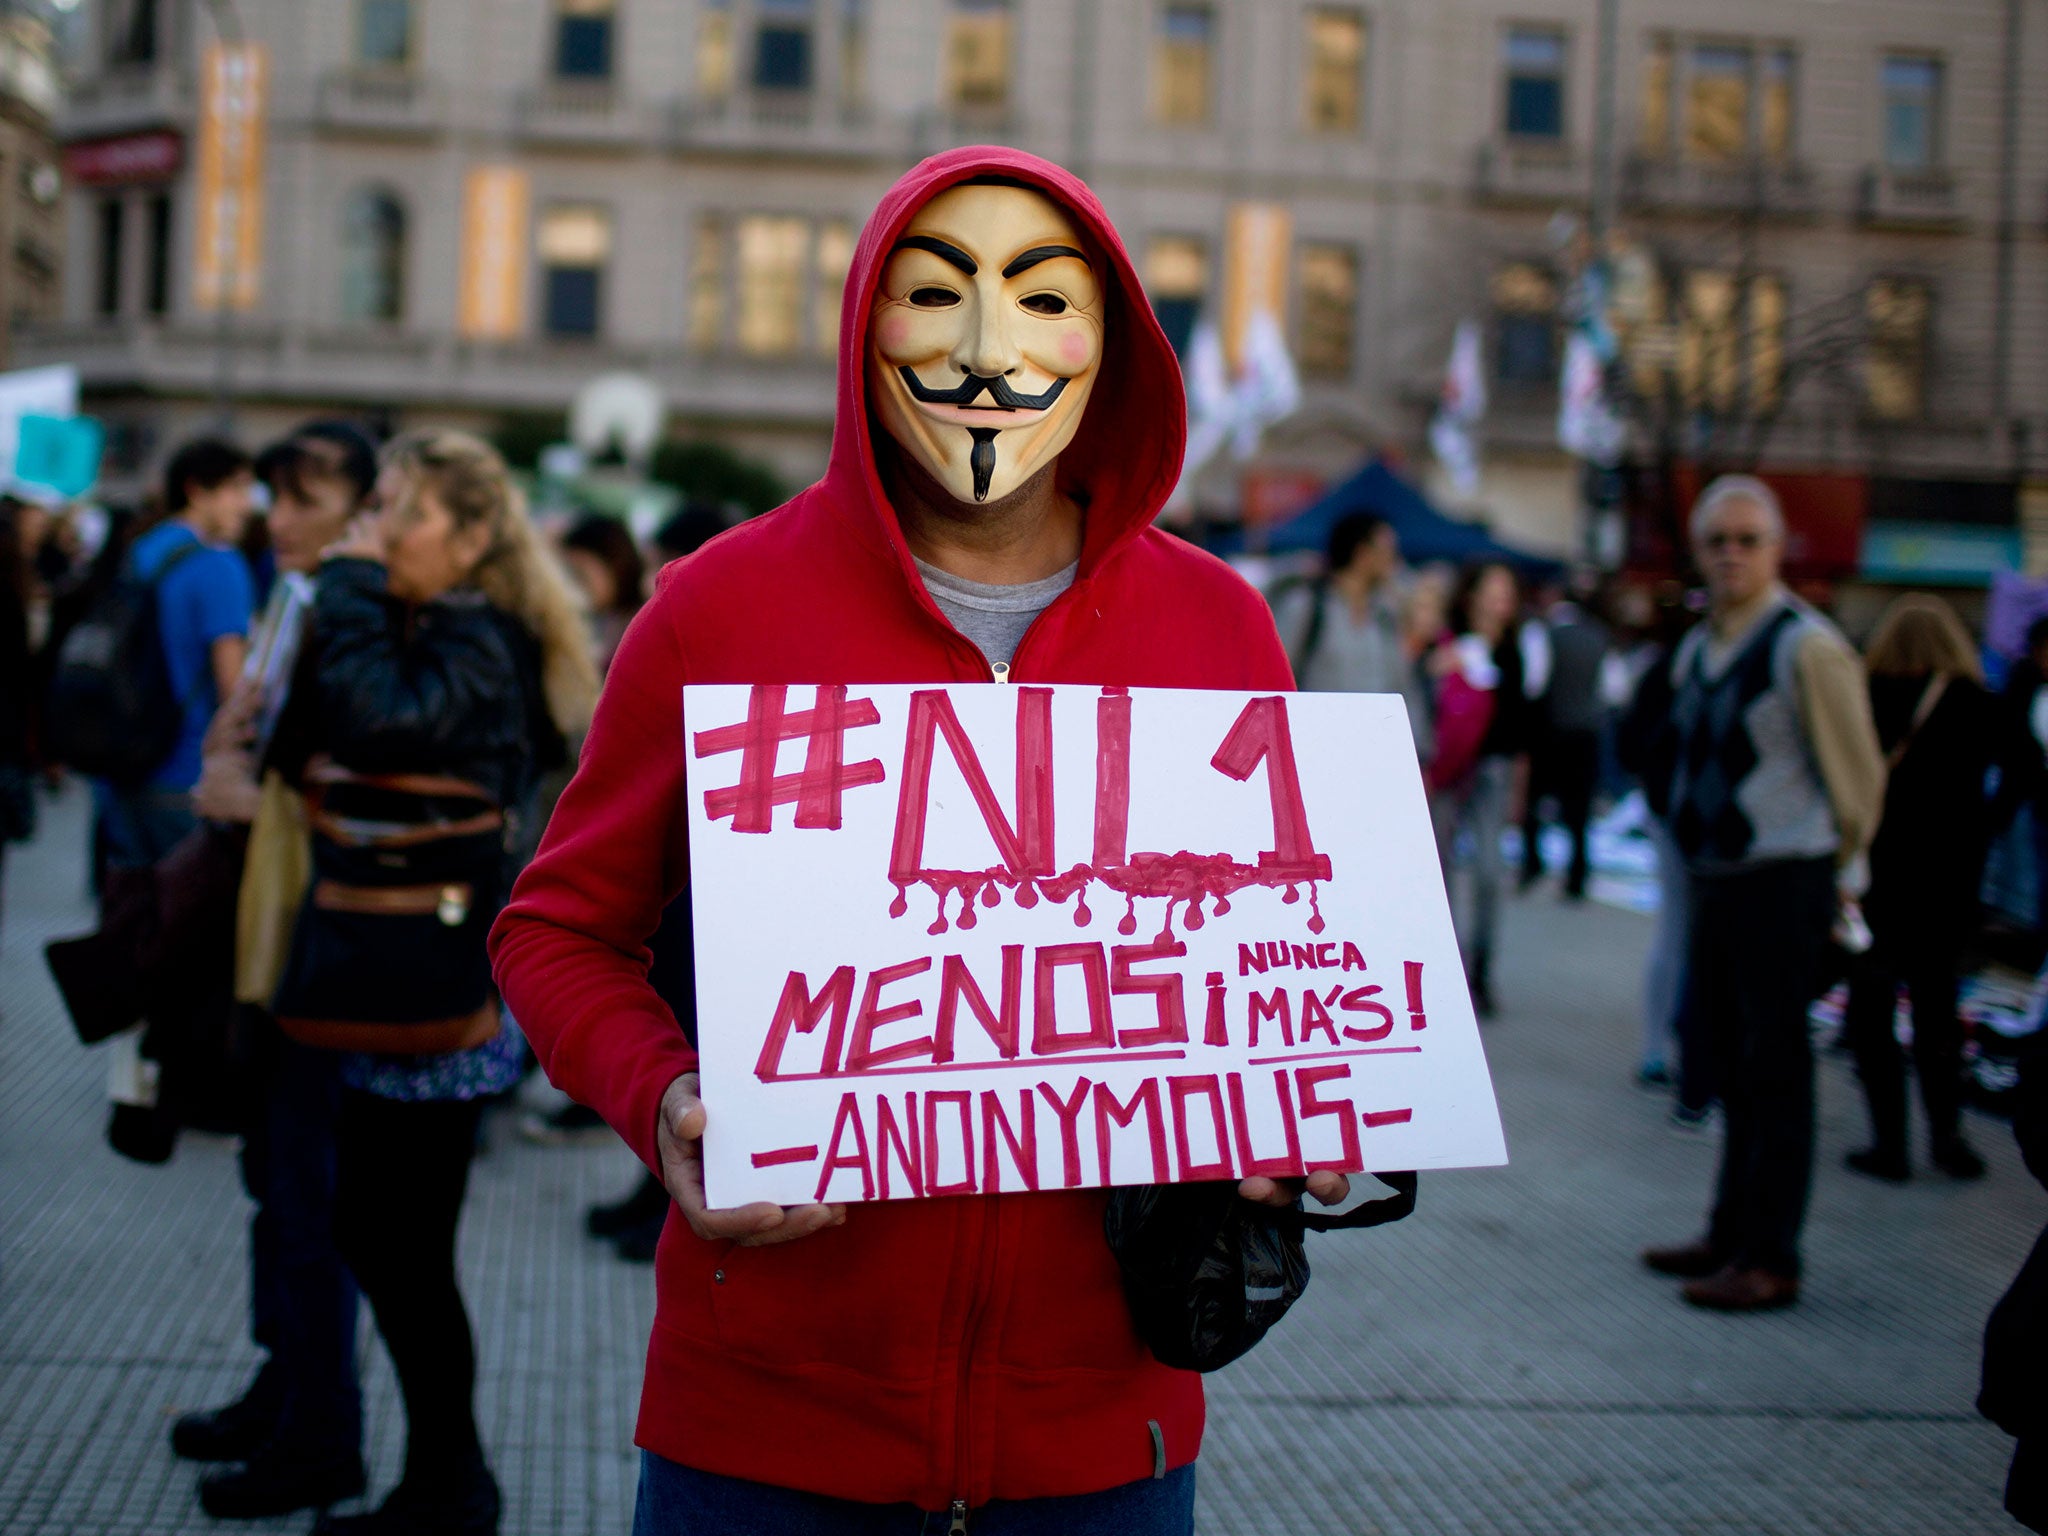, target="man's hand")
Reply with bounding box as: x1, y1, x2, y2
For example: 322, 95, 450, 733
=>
1238, 1170, 1351, 1209
201, 679, 264, 759
193, 748, 262, 825
657, 1072, 846, 1247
